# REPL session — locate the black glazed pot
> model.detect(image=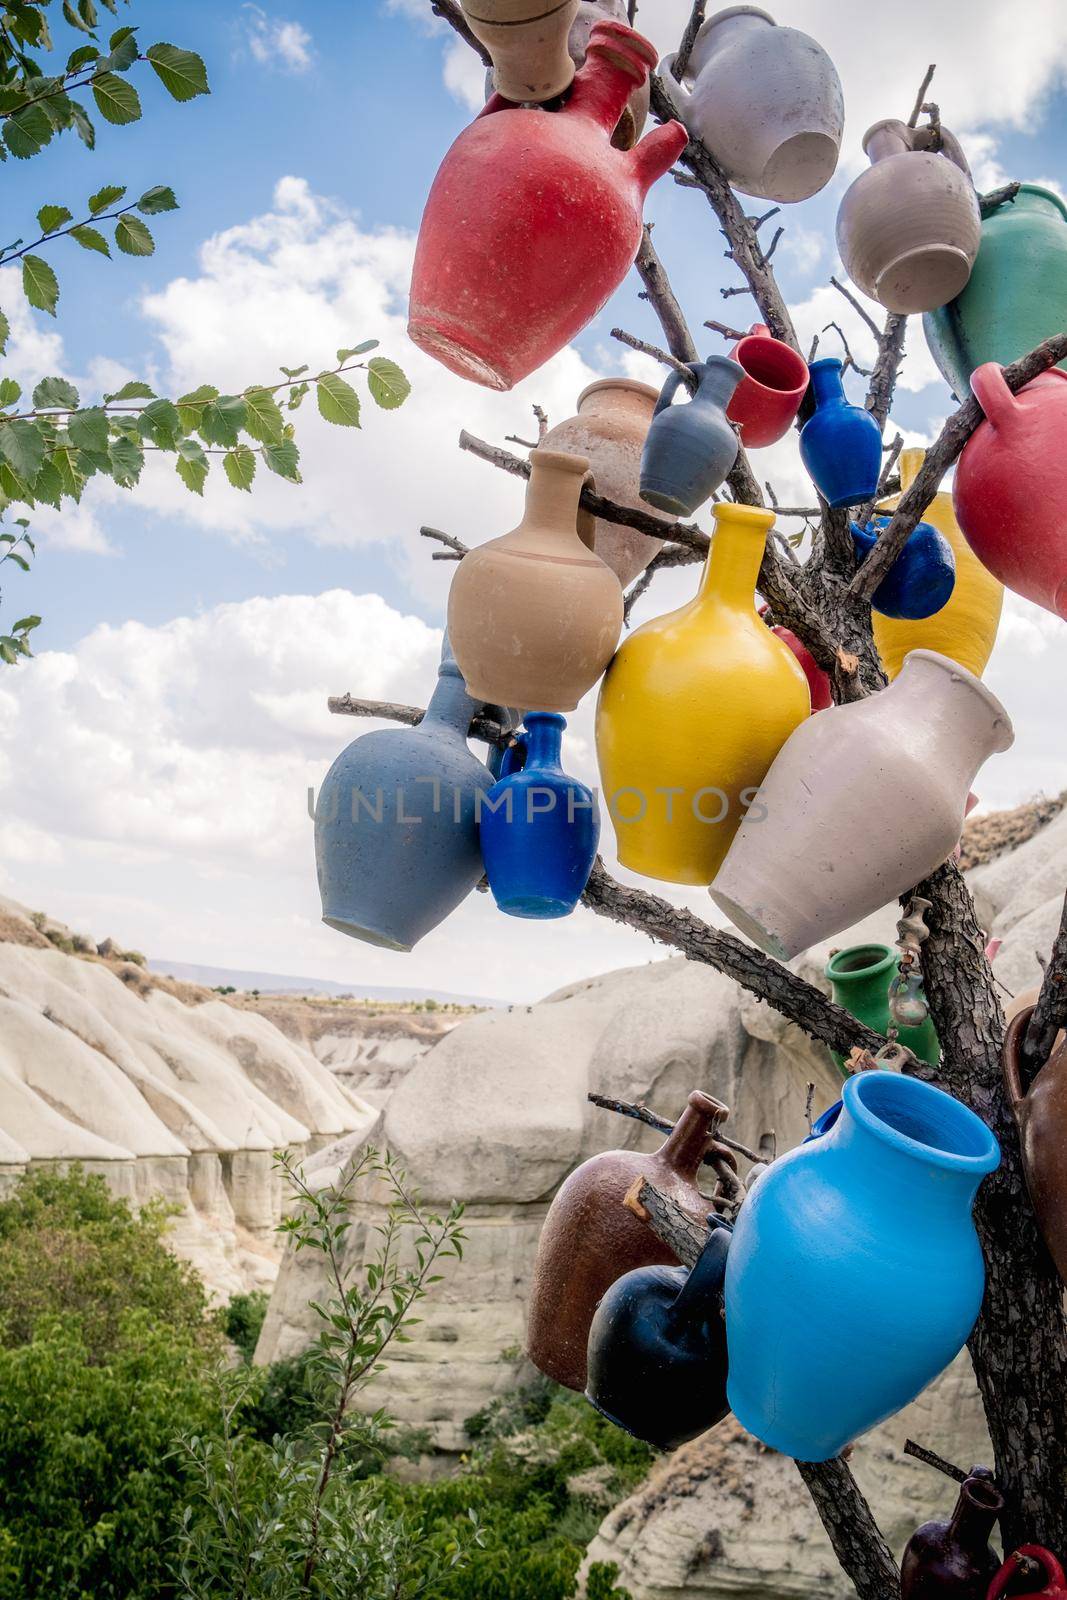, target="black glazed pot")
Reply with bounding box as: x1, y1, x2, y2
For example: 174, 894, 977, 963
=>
585, 1214, 732, 1450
